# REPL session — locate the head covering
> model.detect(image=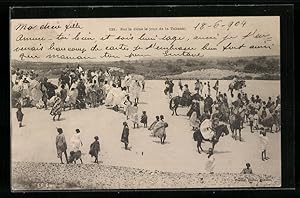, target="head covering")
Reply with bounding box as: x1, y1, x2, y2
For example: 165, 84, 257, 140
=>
57, 128, 63, 134
76, 129, 80, 133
